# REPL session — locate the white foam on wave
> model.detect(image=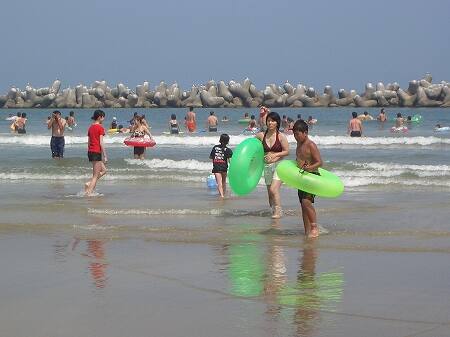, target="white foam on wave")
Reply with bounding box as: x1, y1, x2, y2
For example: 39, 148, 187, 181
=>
125, 158, 211, 171
0, 172, 203, 182
342, 176, 450, 188
88, 208, 222, 216
350, 162, 450, 172
308, 135, 450, 147
1, 134, 449, 147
